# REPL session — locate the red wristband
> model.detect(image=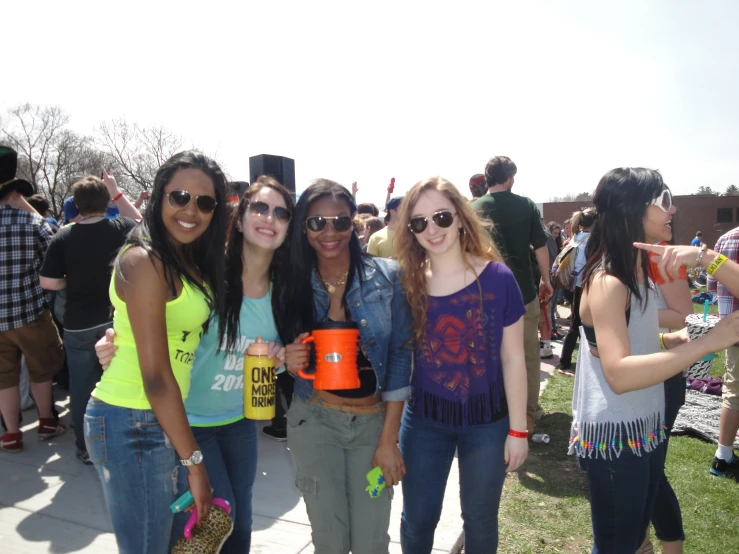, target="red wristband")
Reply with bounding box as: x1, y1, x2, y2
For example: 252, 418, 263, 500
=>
508, 429, 528, 439
112, 192, 124, 203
